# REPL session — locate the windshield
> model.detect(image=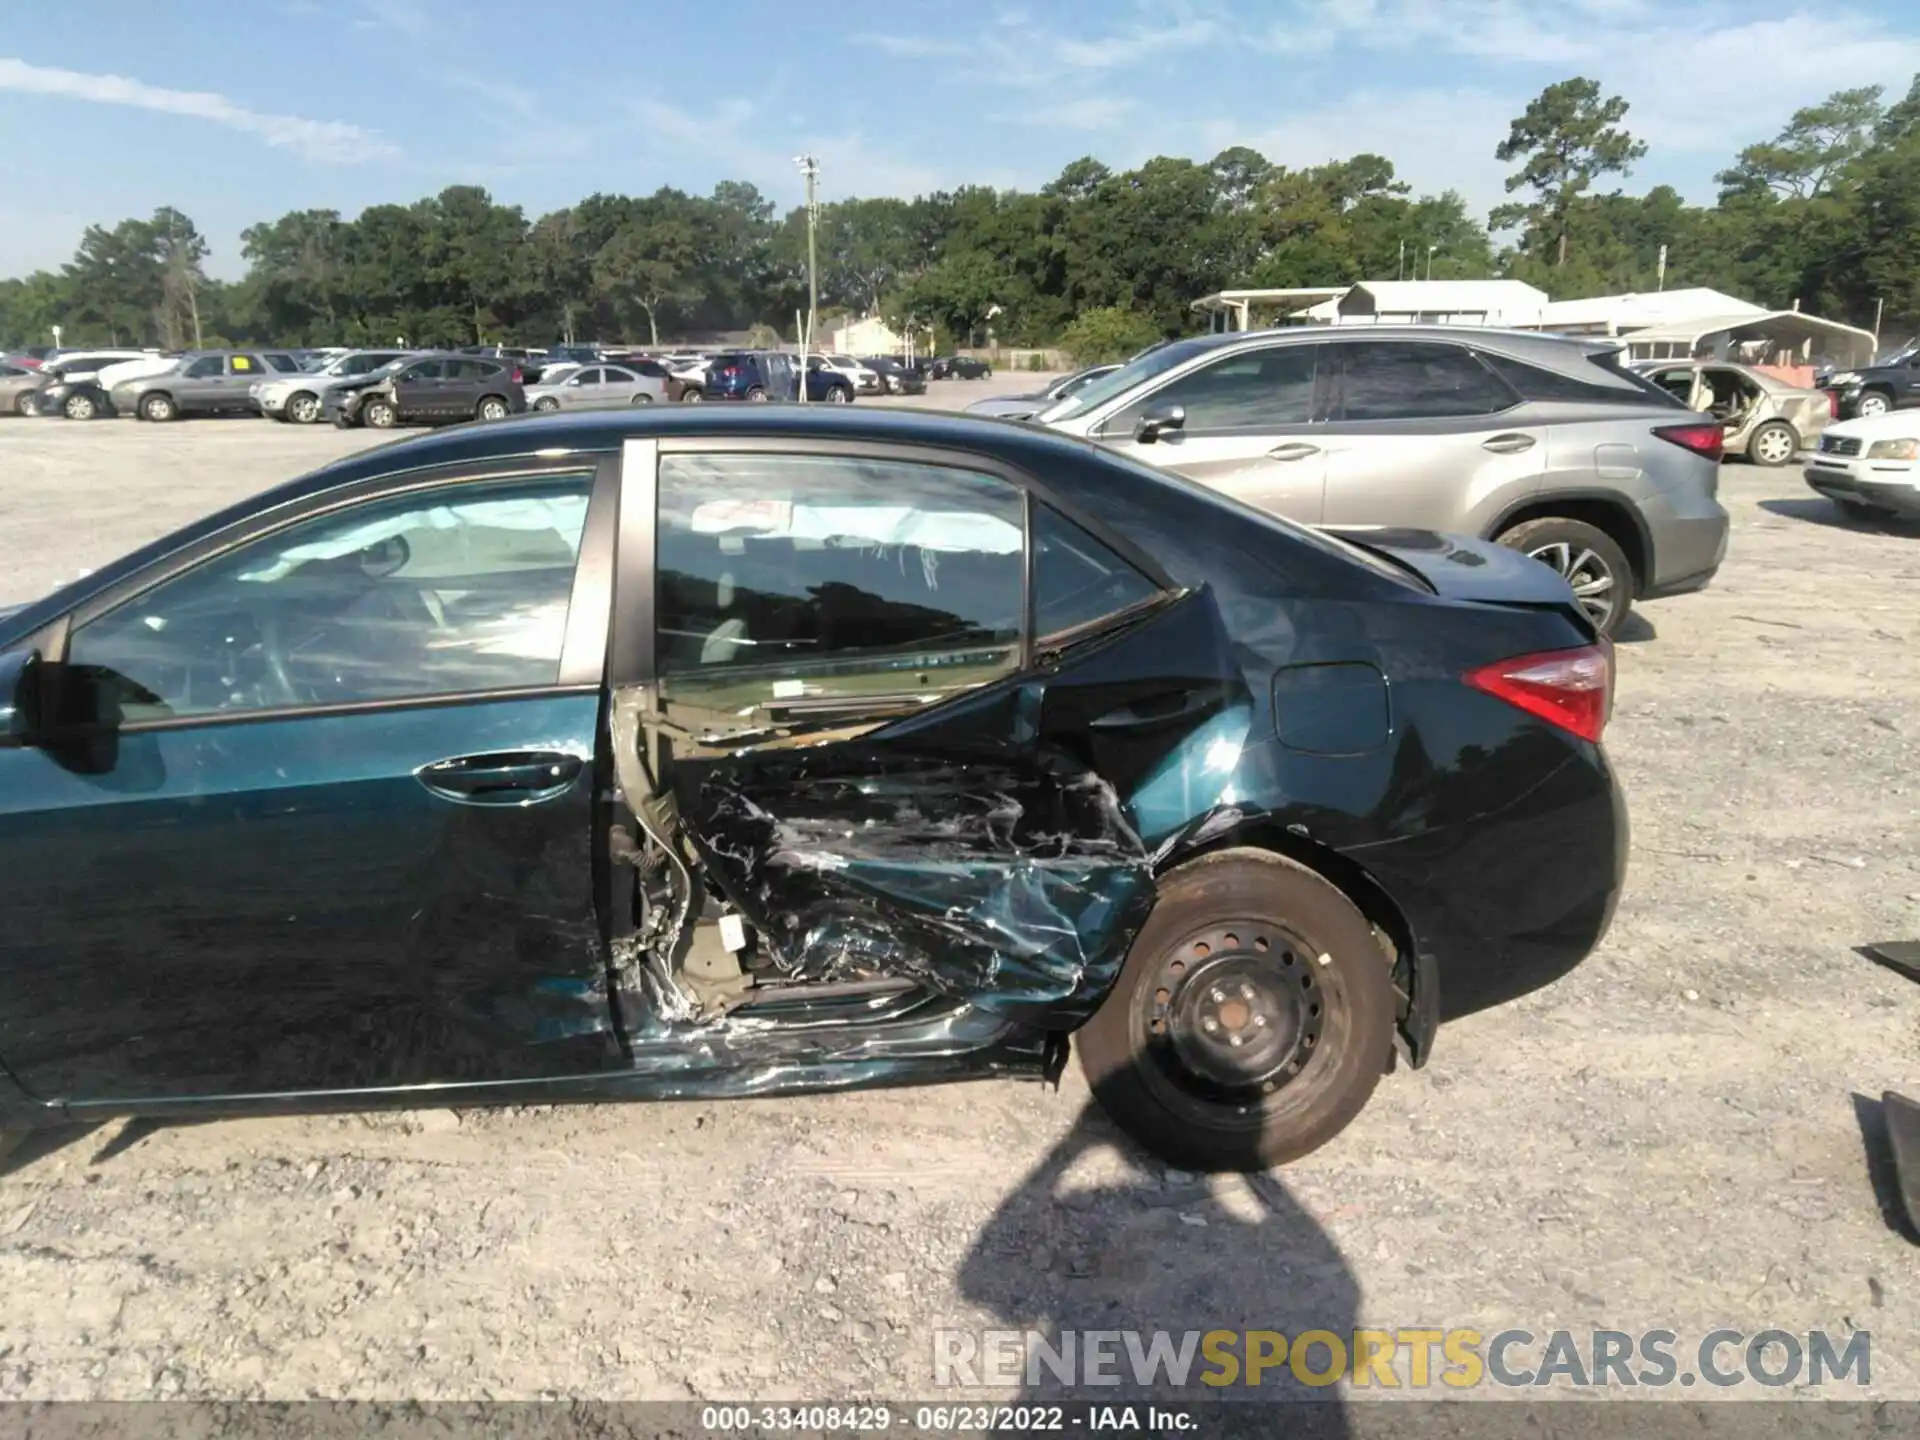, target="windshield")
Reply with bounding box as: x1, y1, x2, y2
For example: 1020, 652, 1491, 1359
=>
1039, 339, 1214, 423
